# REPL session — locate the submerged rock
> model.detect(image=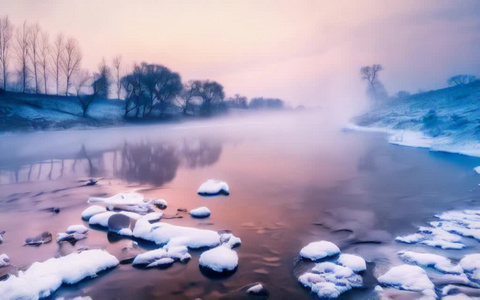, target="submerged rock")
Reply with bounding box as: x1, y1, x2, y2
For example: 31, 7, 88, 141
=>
299, 241, 340, 261
197, 179, 230, 196
25, 232, 53, 246
0, 254, 10, 268
190, 206, 211, 218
